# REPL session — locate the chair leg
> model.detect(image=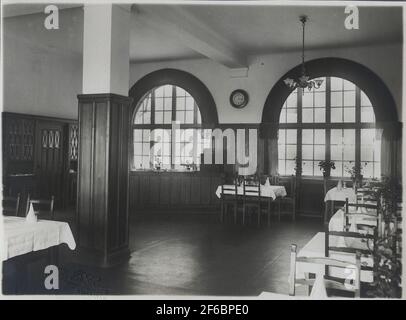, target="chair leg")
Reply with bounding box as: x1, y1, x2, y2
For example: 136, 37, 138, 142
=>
292, 201, 296, 222
221, 201, 224, 223
278, 200, 281, 221
242, 204, 246, 226
234, 203, 237, 224
267, 200, 271, 227
257, 205, 261, 227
